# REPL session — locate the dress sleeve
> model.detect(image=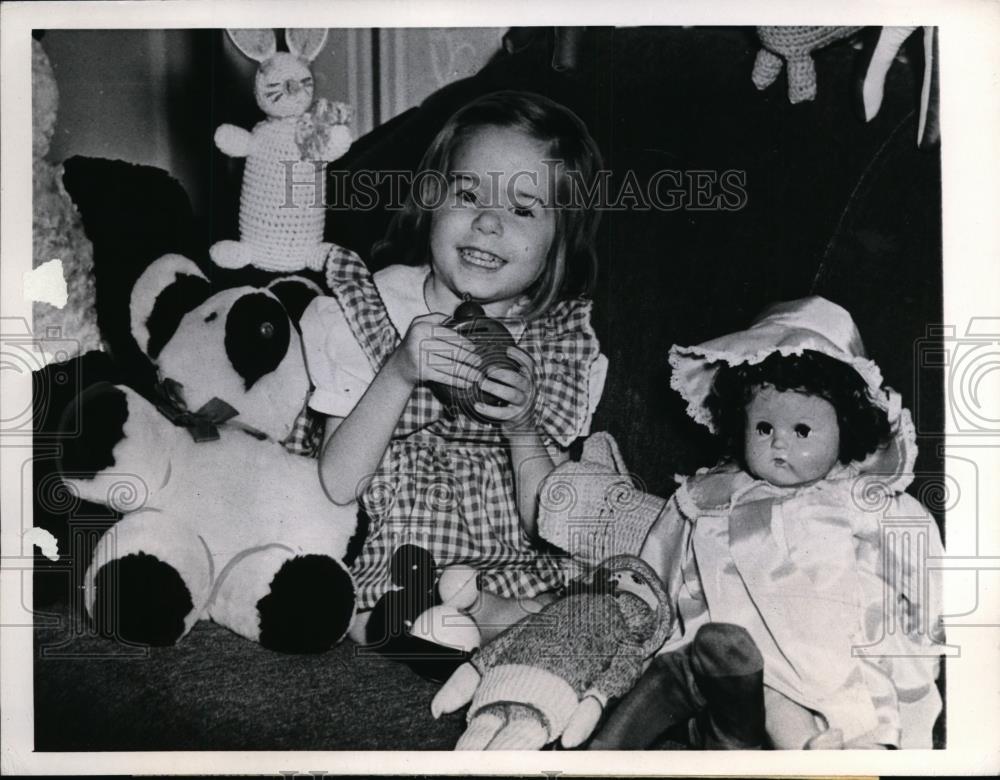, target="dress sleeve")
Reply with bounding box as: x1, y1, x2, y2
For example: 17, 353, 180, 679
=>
299, 296, 375, 418
528, 298, 605, 449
